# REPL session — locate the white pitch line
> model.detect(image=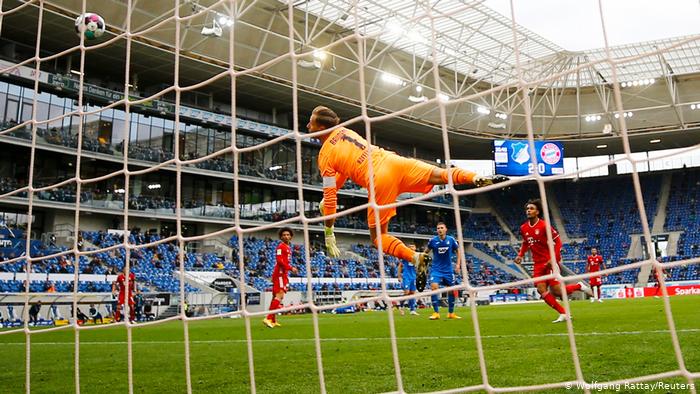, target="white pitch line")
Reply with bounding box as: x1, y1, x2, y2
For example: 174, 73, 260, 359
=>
1, 328, 698, 346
